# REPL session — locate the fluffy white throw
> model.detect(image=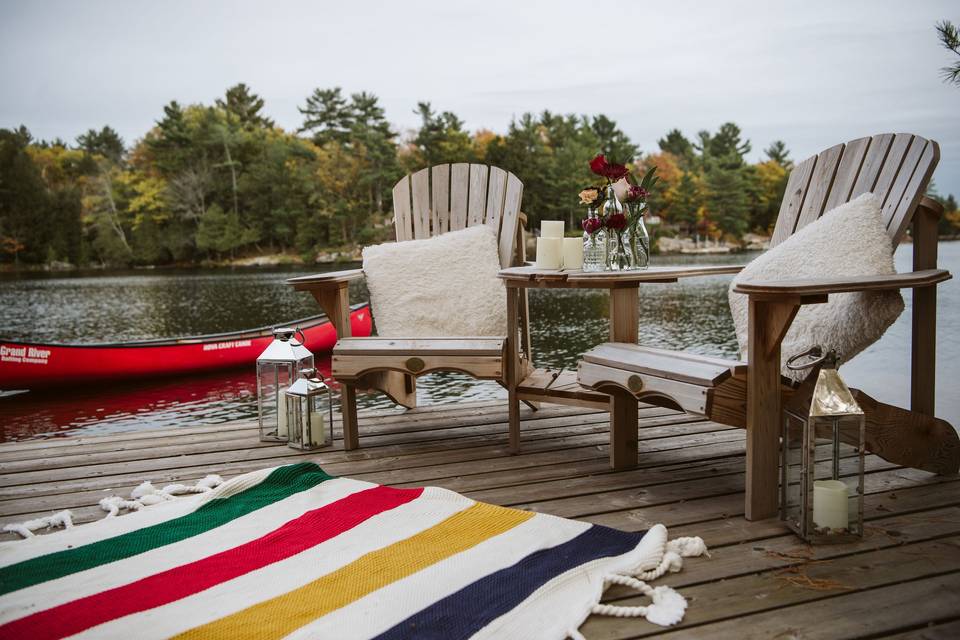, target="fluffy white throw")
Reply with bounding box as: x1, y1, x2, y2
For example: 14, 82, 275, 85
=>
362, 225, 507, 337
729, 193, 904, 382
